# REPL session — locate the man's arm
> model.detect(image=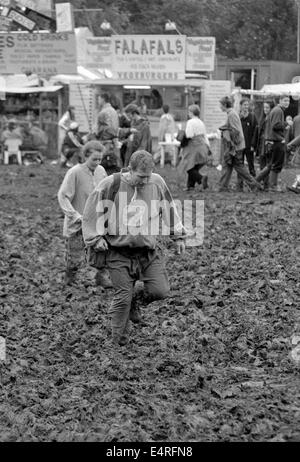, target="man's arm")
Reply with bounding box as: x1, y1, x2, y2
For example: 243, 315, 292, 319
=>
271, 108, 285, 132
157, 176, 187, 254
57, 170, 82, 223
82, 177, 114, 248
251, 115, 258, 149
